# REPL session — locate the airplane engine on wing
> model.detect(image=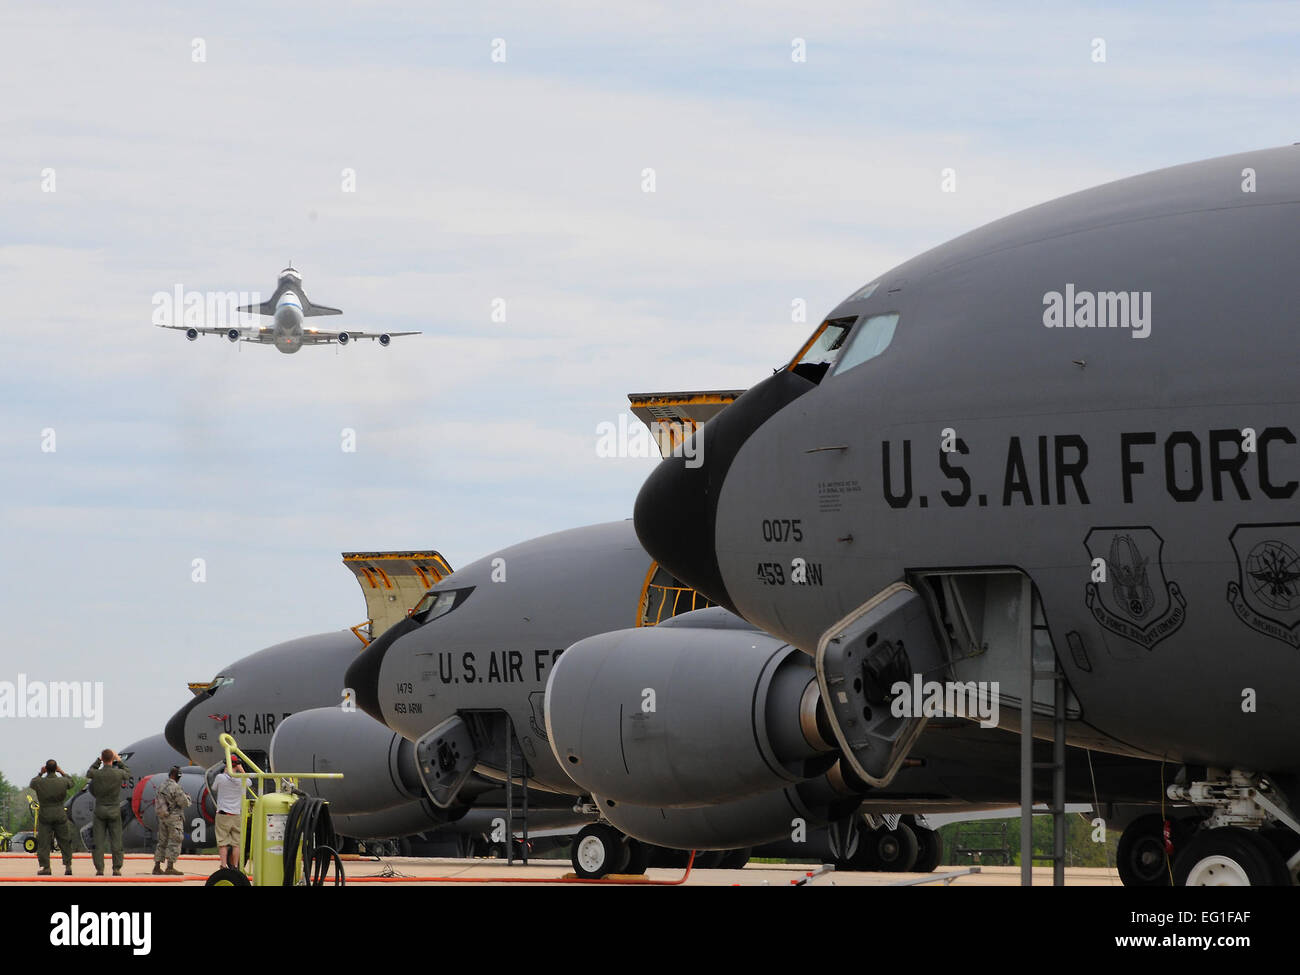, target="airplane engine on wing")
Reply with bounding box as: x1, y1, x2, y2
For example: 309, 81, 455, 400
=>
337, 331, 350, 345
185, 327, 198, 341
378, 333, 391, 346
599, 771, 857, 850
331, 797, 468, 841
66, 789, 95, 833
269, 706, 423, 815
225, 328, 239, 342
132, 769, 213, 836
545, 611, 838, 807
